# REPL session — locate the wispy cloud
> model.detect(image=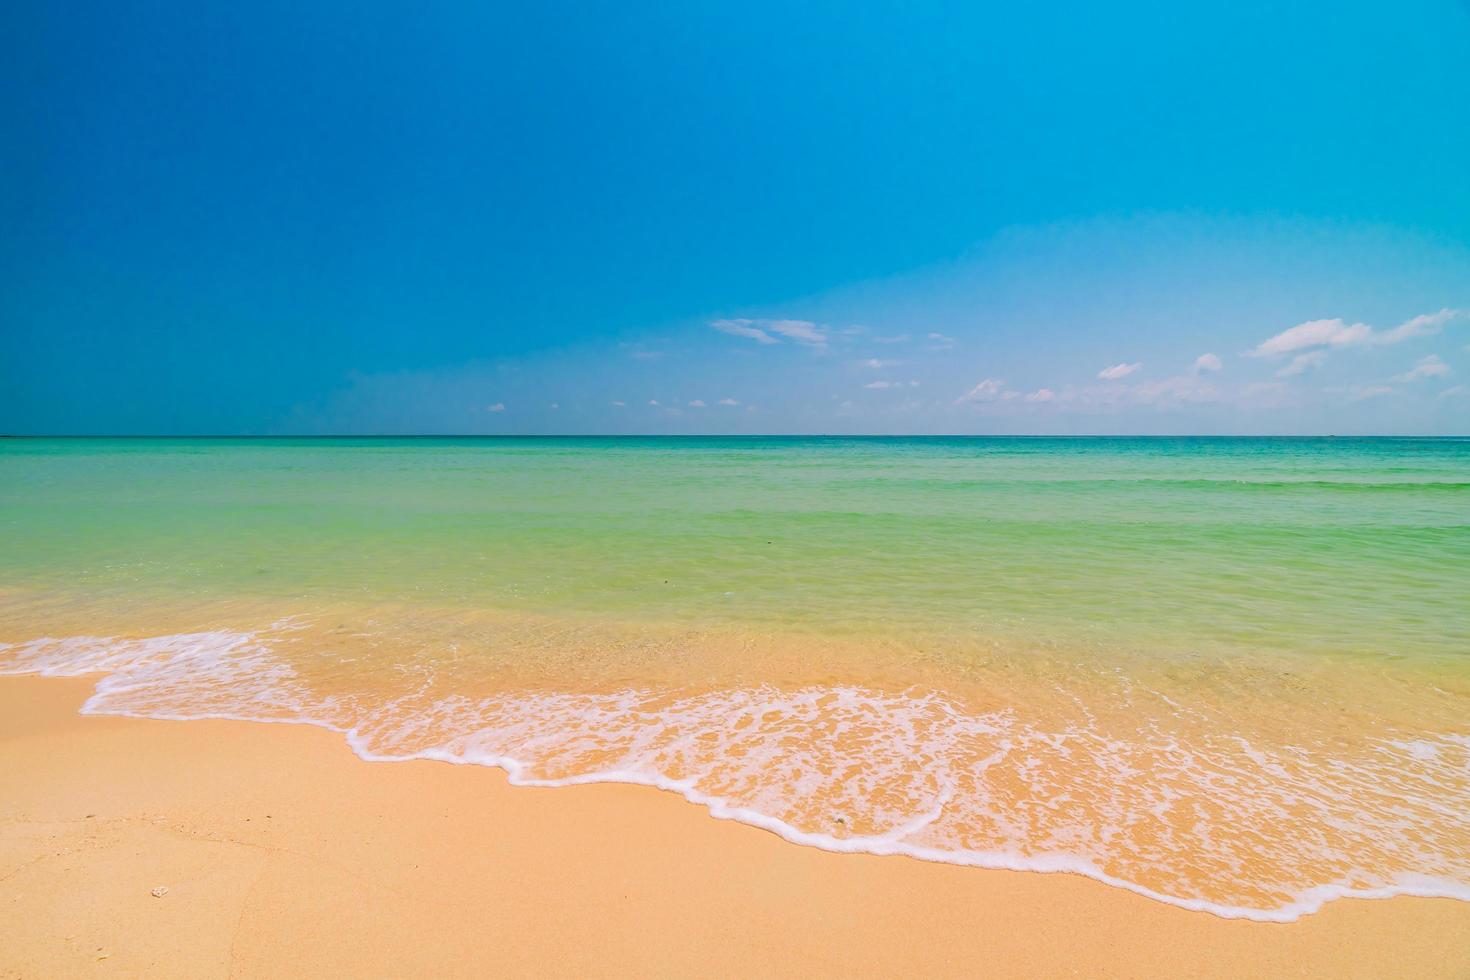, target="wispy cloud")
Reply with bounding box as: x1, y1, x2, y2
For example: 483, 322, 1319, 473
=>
1243, 381, 1288, 398
710, 317, 827, 347
873, 333, 910, 344
1249, 318, 1372, 357
1041, 374, 1222, 411
766, 319, 827, 345
618, 341, 667, 361
1378, 308, 1461, 345
1130, 375, 1218, 405
948, 371, 1226, 415
611, 400, 626, 407
1192, 353, 1223, 374
1248, 309, 1461, 360
1327, 384, 1397, 402
717, 398, 739, 406
1353, 386, 1396, 401
861, 358, 899, 368
711, 319, 779, 344
1438, 384, 1467, 400
954, 378, 1012, 404
1277, 350, 1327, 377
925, 332, 957, 351
486, 402, 505, 412
864, 380, 900, 389
1392, 354, 1451, 382
689, 399, 706, 408
1097, 362, 1142, 380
